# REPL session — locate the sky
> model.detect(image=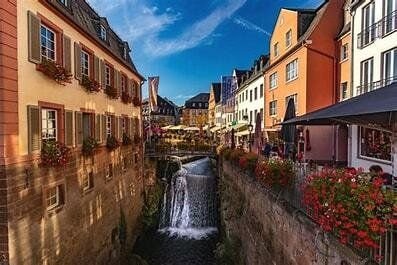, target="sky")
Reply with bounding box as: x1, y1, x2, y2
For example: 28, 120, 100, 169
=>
87, 0, 324, 105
